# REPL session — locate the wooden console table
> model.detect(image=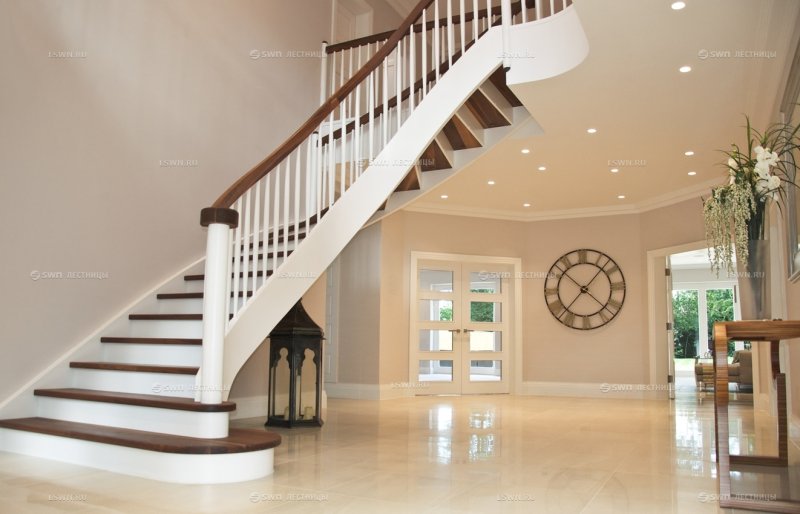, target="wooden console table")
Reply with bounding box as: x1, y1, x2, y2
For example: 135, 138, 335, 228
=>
713, 320, 798, 513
